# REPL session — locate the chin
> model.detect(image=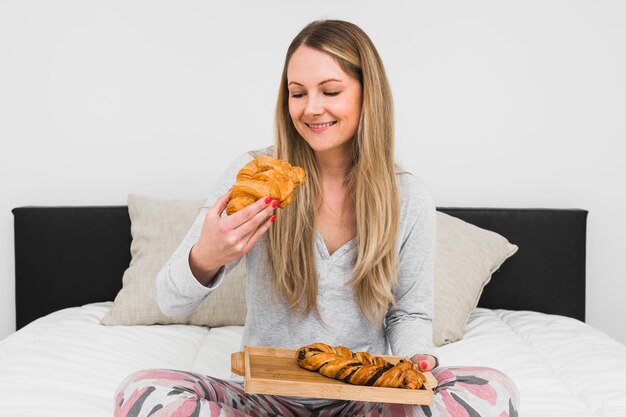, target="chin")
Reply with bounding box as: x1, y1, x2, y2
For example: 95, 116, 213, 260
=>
302, 140, 338, 154
299, 135, 352, 154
